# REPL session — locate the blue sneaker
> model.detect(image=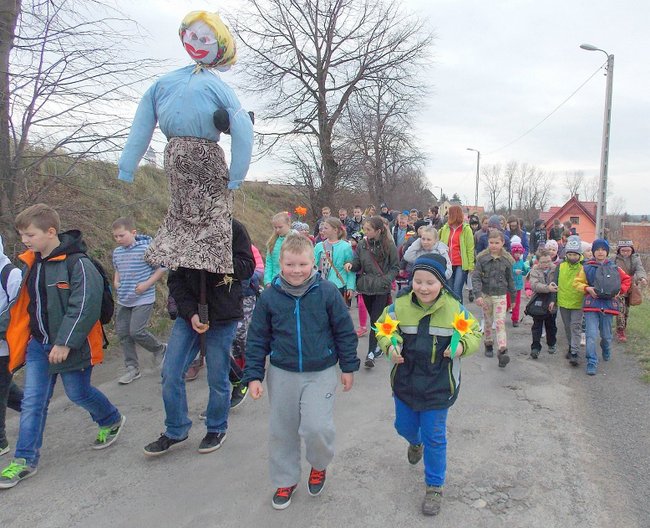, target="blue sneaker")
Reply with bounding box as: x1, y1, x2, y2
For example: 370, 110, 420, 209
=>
602, 350, 611, 361
586, 364, 597, 376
